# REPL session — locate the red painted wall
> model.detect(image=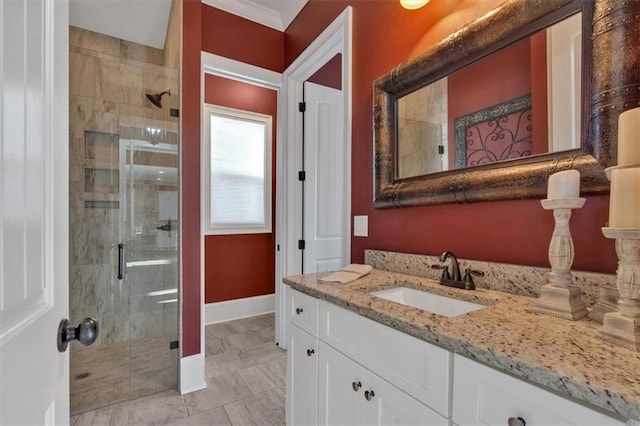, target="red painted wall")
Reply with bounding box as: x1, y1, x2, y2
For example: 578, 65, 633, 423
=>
447, 37, 545, 168
204, 74, 277, 303
202, 4, 284, 72
285, 0, 617, 273
180, 2, 285, 357
308, 53, 342, 90
449, 38, 532, 120
182, 0, 202, 357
